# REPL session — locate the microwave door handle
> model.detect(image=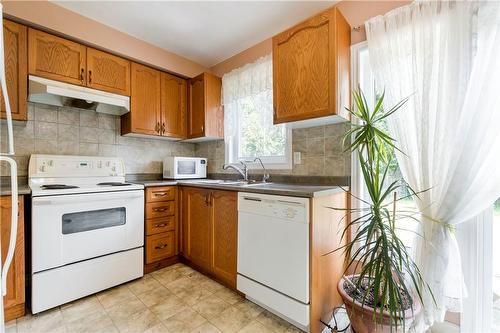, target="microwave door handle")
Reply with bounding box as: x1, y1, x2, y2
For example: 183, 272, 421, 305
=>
0, 157, 18, 296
